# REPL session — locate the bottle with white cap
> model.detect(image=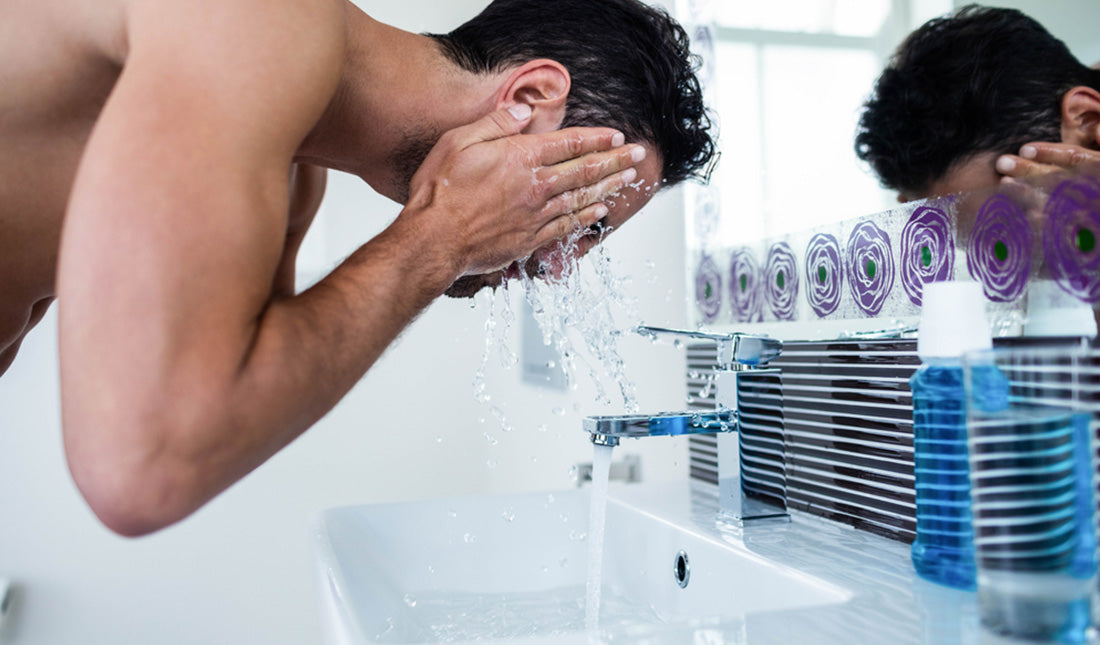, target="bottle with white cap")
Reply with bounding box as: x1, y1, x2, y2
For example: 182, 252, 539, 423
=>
910, 280, 994, 590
